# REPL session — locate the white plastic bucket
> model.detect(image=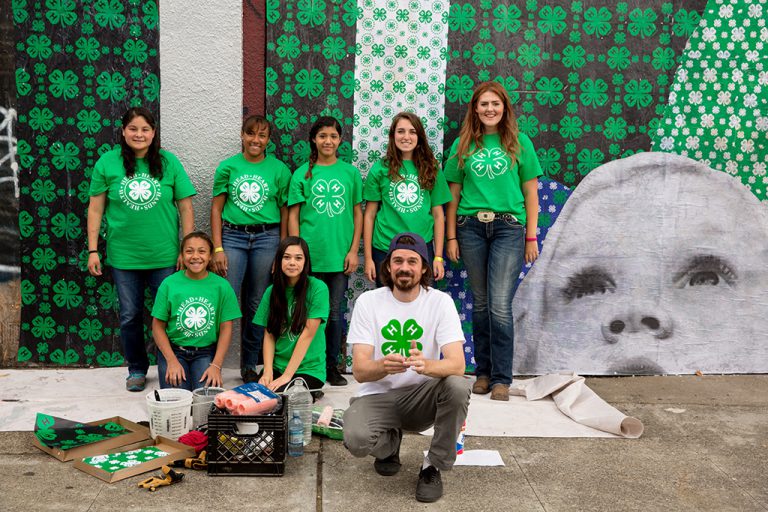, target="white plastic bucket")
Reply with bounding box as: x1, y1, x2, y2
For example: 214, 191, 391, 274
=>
146, 388, 193, 440
191, 387, 225, 428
